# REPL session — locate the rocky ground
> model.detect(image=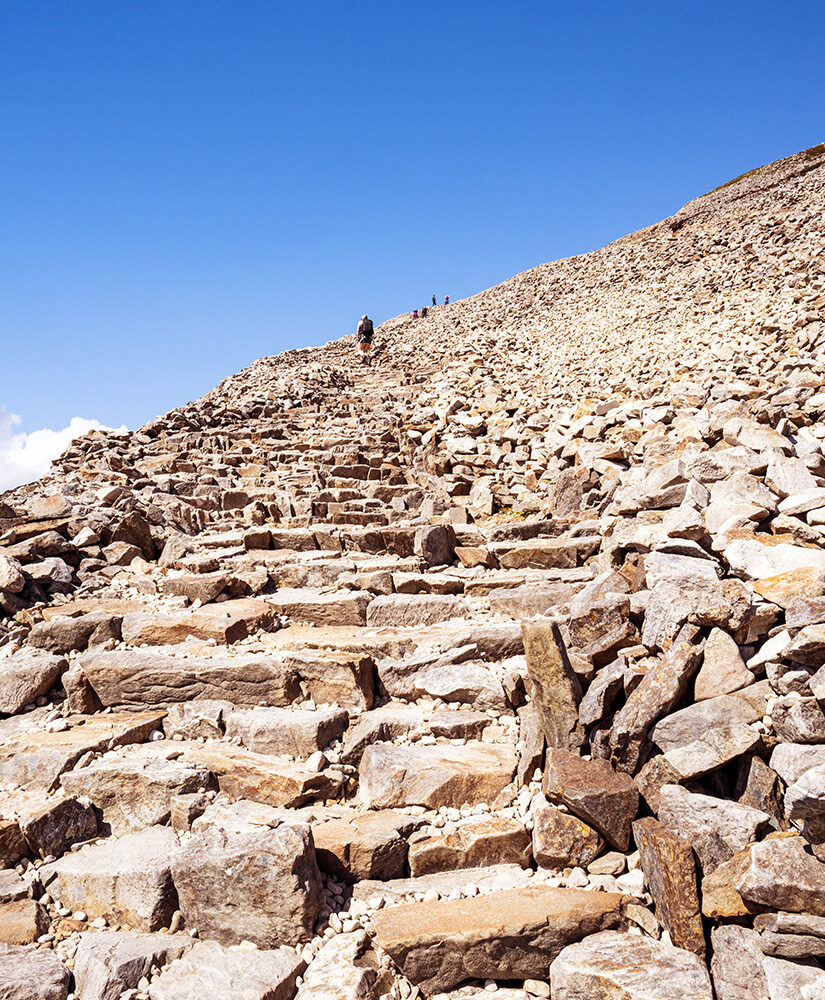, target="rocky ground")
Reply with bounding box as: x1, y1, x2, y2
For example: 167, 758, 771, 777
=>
0, 142, 824, 1000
